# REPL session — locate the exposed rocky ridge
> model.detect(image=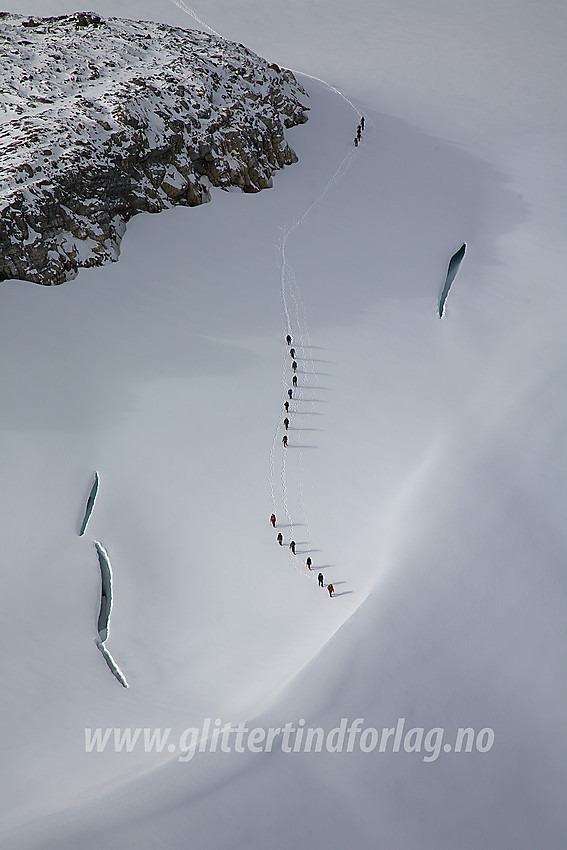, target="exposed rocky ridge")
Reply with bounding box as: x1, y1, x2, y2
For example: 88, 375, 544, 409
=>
0, 11, 308, 284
